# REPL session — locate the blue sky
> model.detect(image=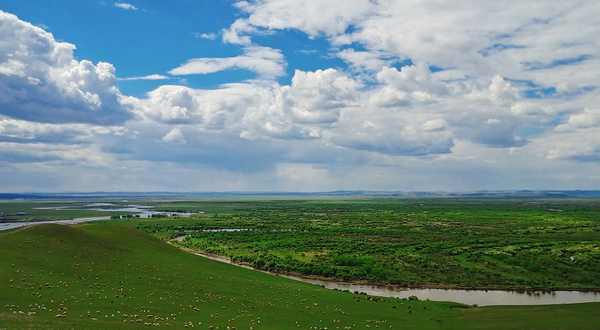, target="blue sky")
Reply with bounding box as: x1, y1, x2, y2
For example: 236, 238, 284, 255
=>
0, 0, 253, 95
0, 0, 347, 96
0, 1, 599, 192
